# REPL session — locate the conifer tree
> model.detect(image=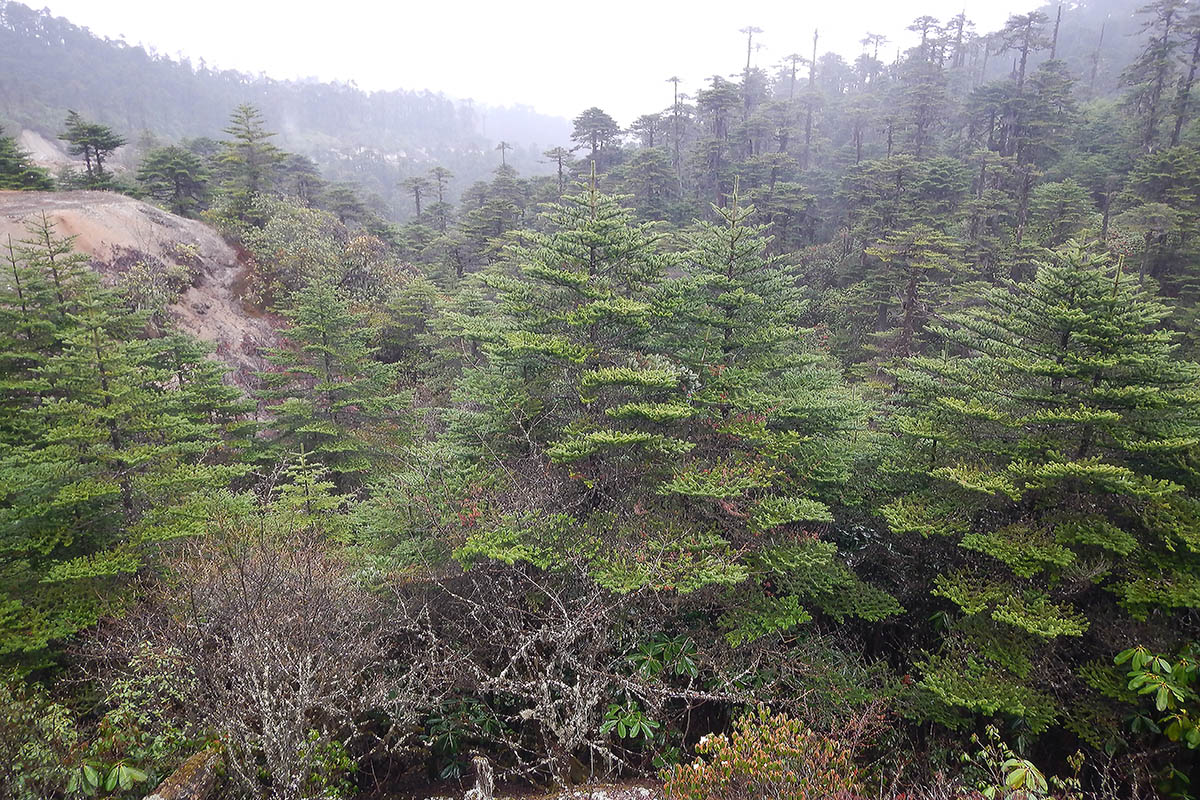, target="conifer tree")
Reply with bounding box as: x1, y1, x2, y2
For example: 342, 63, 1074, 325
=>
0, 225, 247, 663
1028, 179, 1094, 247
691, 77, 742, 205
446, 179, 731, 590
0, 126, 52, 190
864, 225, 963, 362
998, 12, 1050, 91
137, 145, 210, 216
1, 216, 100, 439
58, 111, 125, 187
1123, 0, 1188, 152
0, 233, 56, 444
448, 183, 892, 641
217, 103, 283, 223
659, 194, 894, 641
427, 166, 455, 232
401, 175, 432, 220
153, 330, 256, 447
257, 279, 410, 484
457, 165, 529, 263
611, 147, 678, 221
17, 213, 93, 320
887, 243, 1200, 734
571, 107, 621, 169
277, 153, 326, 207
